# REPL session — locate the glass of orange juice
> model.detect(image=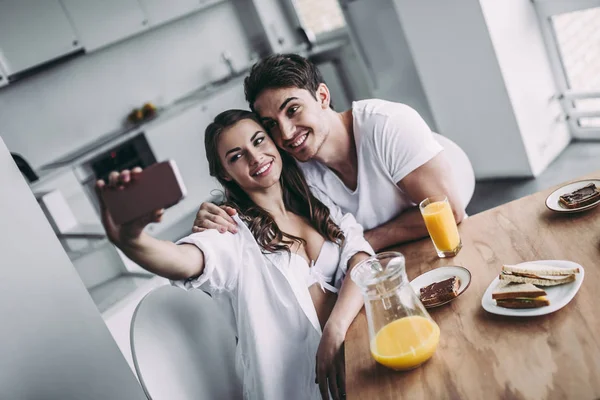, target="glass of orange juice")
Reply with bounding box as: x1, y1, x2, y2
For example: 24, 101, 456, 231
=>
419, 195, 462, 258
351, 252, 440, 371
